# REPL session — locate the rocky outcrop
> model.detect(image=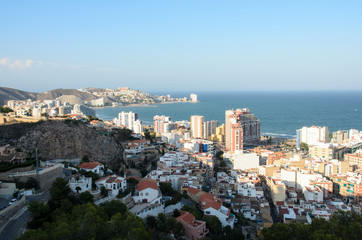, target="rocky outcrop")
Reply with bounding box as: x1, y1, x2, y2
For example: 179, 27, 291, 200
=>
0, 120, 124, 169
